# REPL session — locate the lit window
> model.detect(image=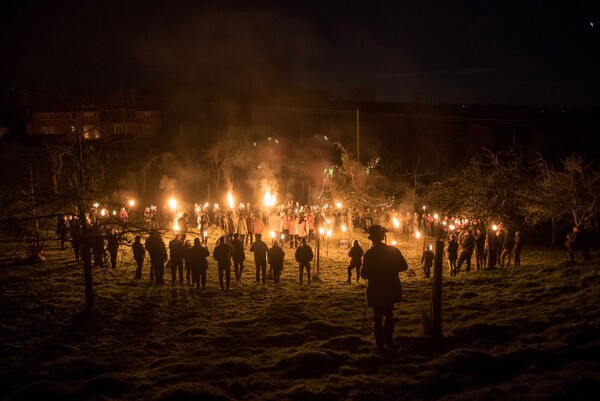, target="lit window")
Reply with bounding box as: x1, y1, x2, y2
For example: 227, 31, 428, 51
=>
83, 125, 101, 139
142, 124, 156, 134
40, 126, 56, 134
114, 123, 129, 134
39, 113, 55, 121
